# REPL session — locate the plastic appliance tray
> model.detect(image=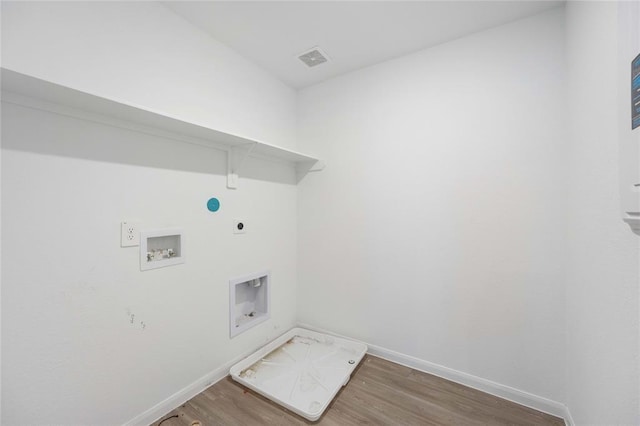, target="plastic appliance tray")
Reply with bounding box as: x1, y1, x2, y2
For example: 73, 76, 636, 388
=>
229, 327, 367, 421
